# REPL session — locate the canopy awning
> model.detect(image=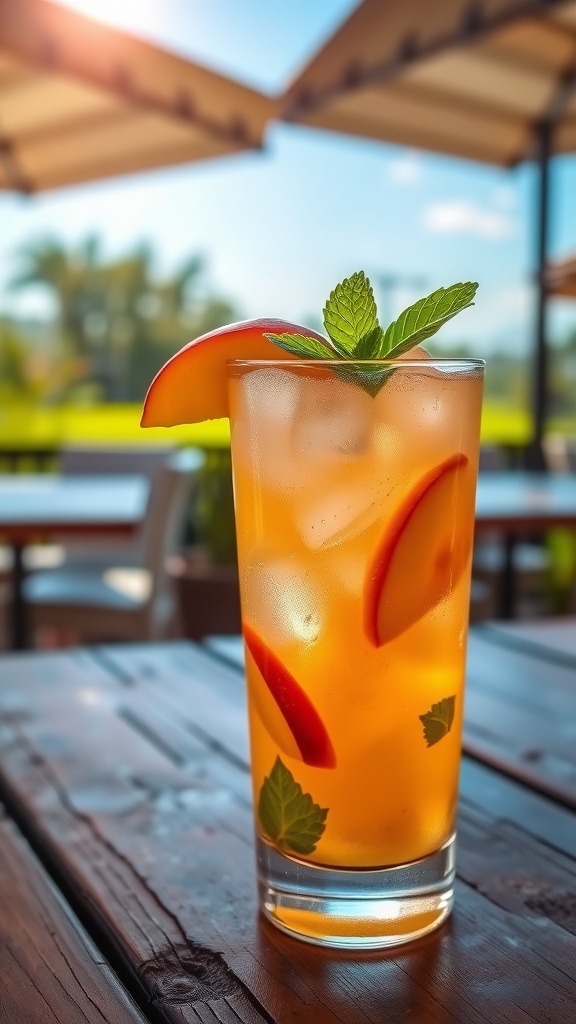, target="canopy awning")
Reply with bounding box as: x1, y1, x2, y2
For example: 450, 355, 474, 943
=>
0, 0, 274, 193
282, 0, 576, 463
283, 0, 576, 167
